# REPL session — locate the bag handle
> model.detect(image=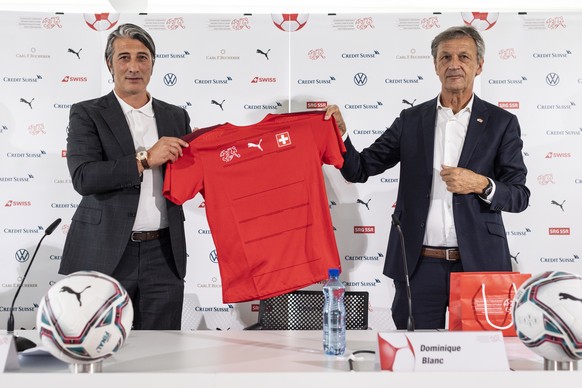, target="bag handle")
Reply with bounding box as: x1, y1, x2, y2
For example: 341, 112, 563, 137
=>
481, 283, 517, 330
